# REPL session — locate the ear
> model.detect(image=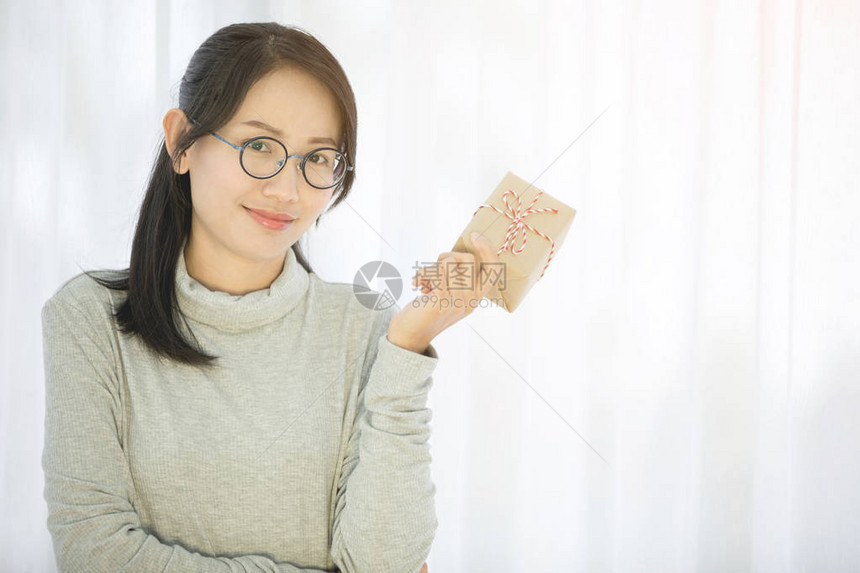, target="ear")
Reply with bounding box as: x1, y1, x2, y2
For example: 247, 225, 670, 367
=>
163, 108, 192, 175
